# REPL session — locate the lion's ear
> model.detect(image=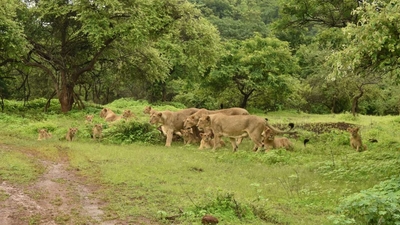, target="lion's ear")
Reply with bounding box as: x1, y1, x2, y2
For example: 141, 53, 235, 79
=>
158, 112, 162, 116
206, 116, 211, 121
